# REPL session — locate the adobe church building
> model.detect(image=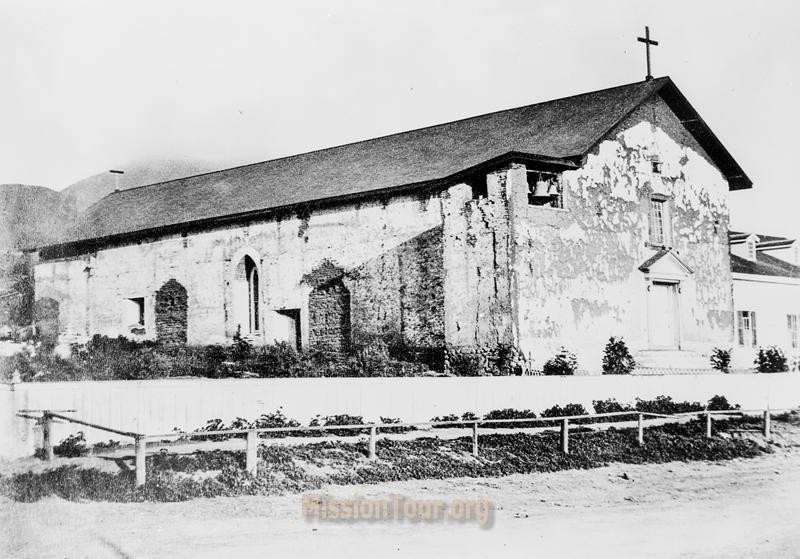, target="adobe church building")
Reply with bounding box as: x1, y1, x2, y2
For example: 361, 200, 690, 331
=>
32, 77, 752, 374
